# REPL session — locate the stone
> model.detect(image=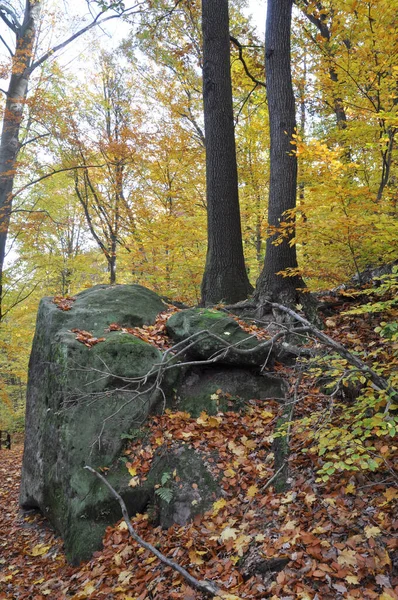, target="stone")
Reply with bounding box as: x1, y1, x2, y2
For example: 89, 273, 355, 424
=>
166, 308, 276, 368
20, 284, 170, 564
146, 444, 221, 529
174, 366, 287, 417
